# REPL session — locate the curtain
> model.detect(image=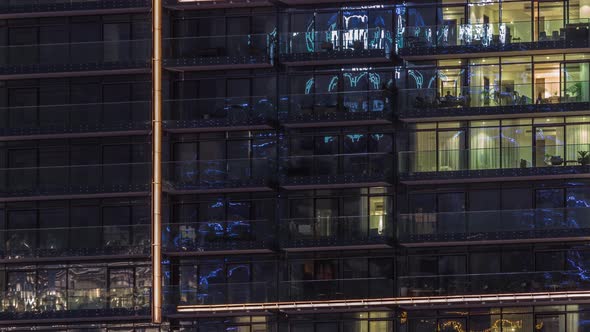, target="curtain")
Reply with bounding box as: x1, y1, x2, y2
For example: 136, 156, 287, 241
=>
501, 125, 532, 168
566, 124, 590, 162
439, 130, 464, 171
410, 130, 436, 172
469, 127, 500, 170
